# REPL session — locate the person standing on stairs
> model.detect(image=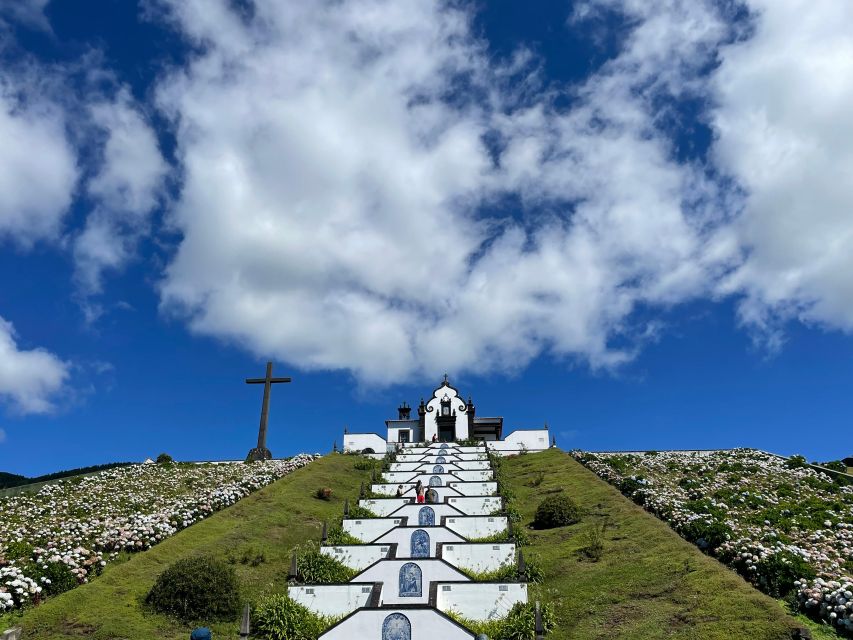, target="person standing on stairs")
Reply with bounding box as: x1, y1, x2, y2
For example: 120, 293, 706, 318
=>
415, 480, 425, 504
